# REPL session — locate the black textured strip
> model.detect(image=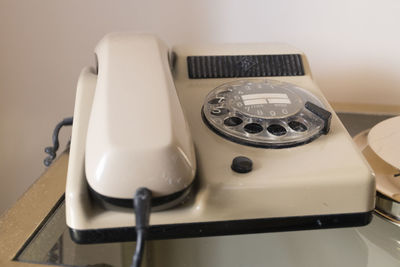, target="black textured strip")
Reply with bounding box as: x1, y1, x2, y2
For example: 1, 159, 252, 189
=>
187, 54, 305, 78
